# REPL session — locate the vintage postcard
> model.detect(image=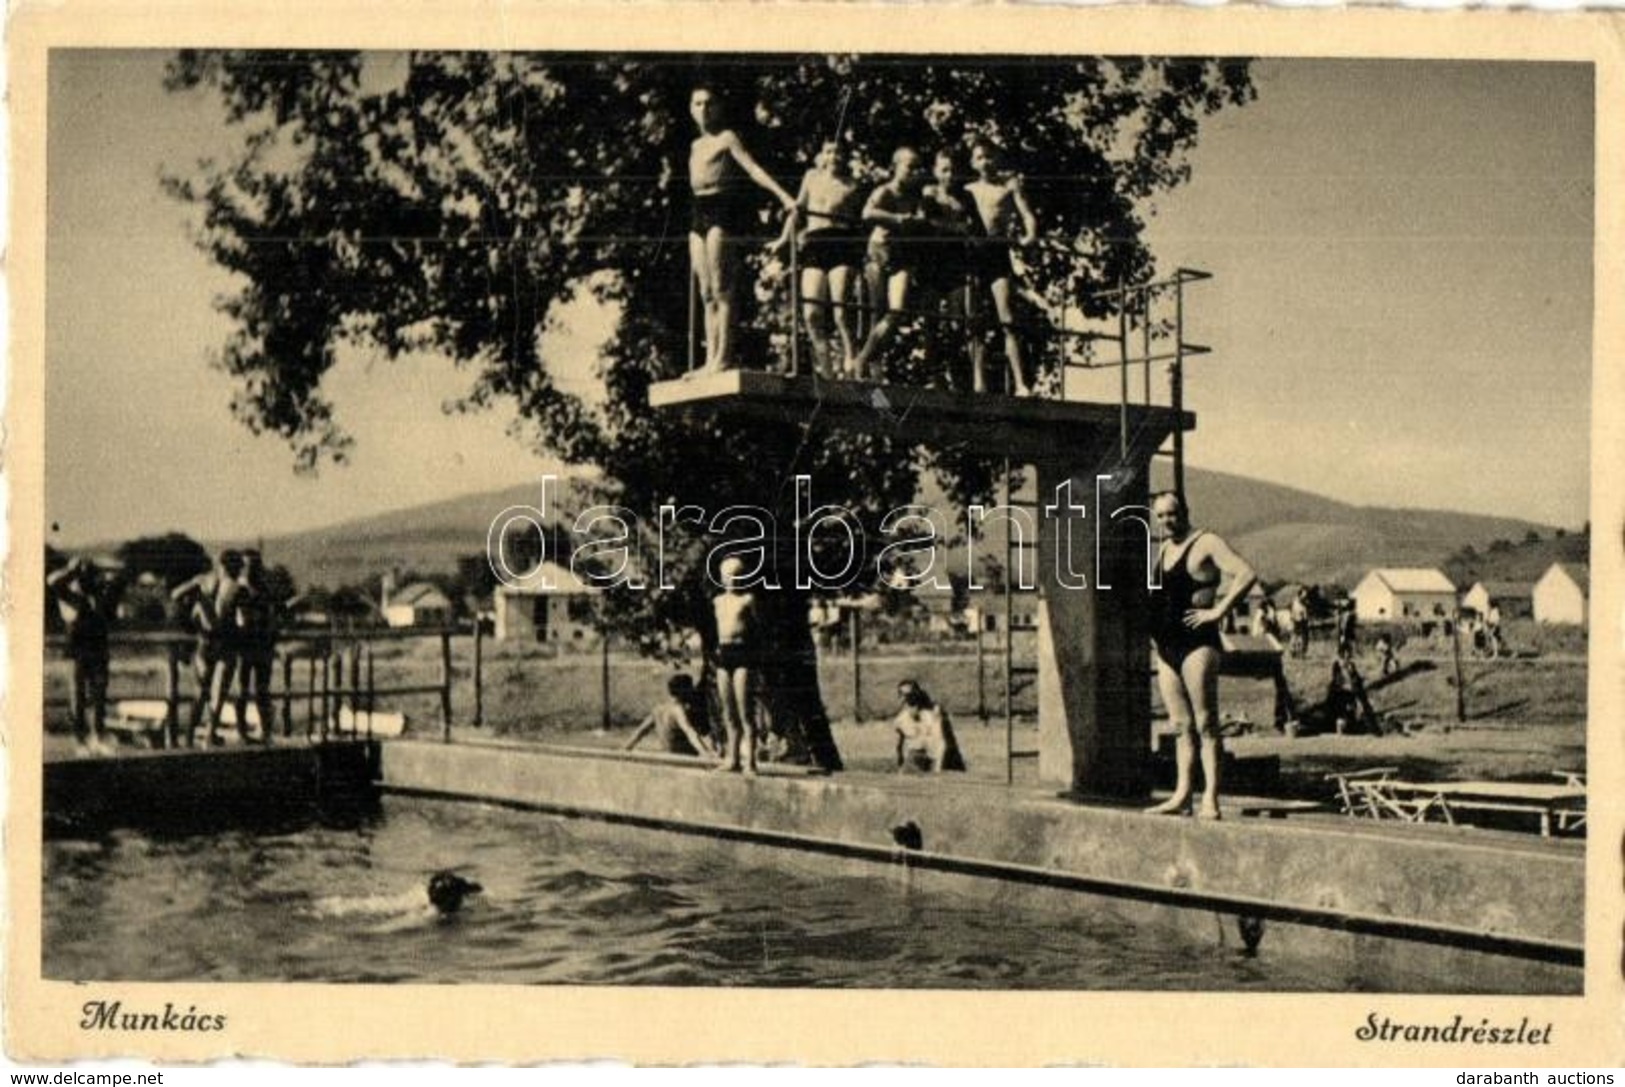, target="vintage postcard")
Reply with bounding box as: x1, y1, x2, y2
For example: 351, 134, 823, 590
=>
5, 0, 1623, 1068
